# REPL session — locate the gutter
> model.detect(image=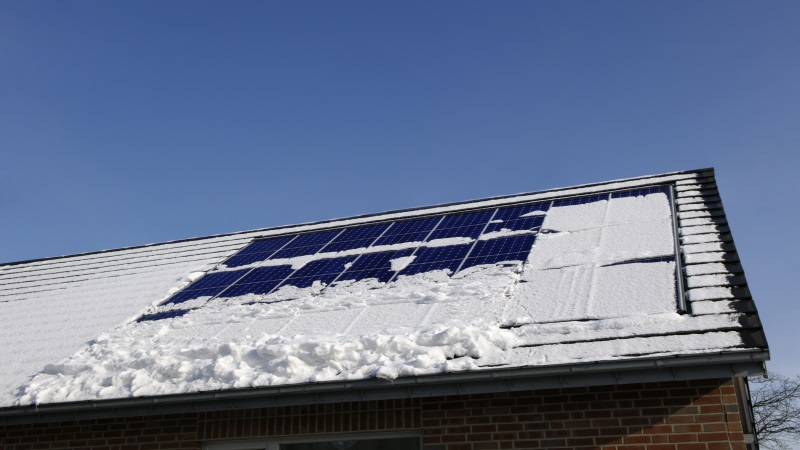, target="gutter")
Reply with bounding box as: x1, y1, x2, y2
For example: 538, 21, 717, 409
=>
0, 349, 768, 426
